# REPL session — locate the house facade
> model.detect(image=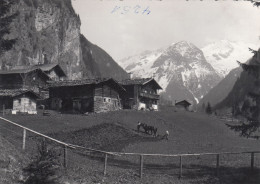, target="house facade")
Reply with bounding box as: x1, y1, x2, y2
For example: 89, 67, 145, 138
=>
120, 78, 162, 111
48, 78, 125, 113
0, 89, 40, 114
